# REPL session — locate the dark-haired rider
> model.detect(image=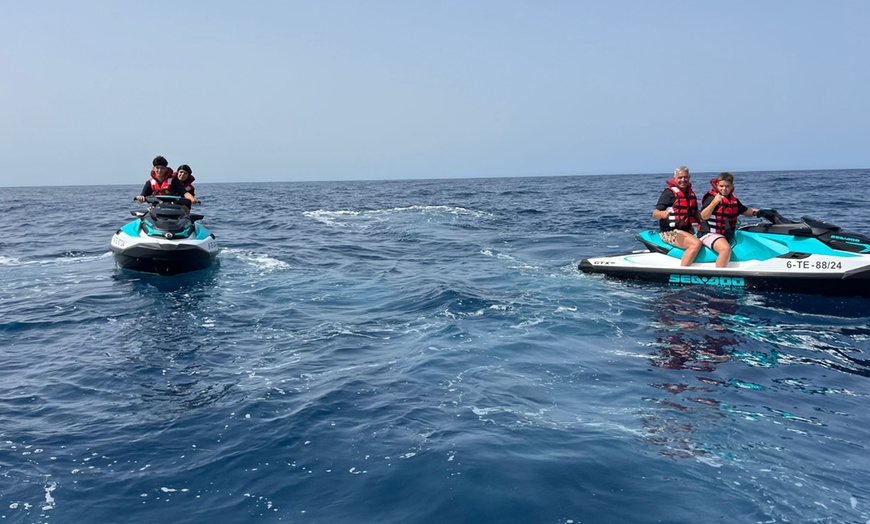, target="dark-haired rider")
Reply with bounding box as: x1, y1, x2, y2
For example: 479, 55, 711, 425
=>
173, 164, 200, 204
135, 156, 196, 209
